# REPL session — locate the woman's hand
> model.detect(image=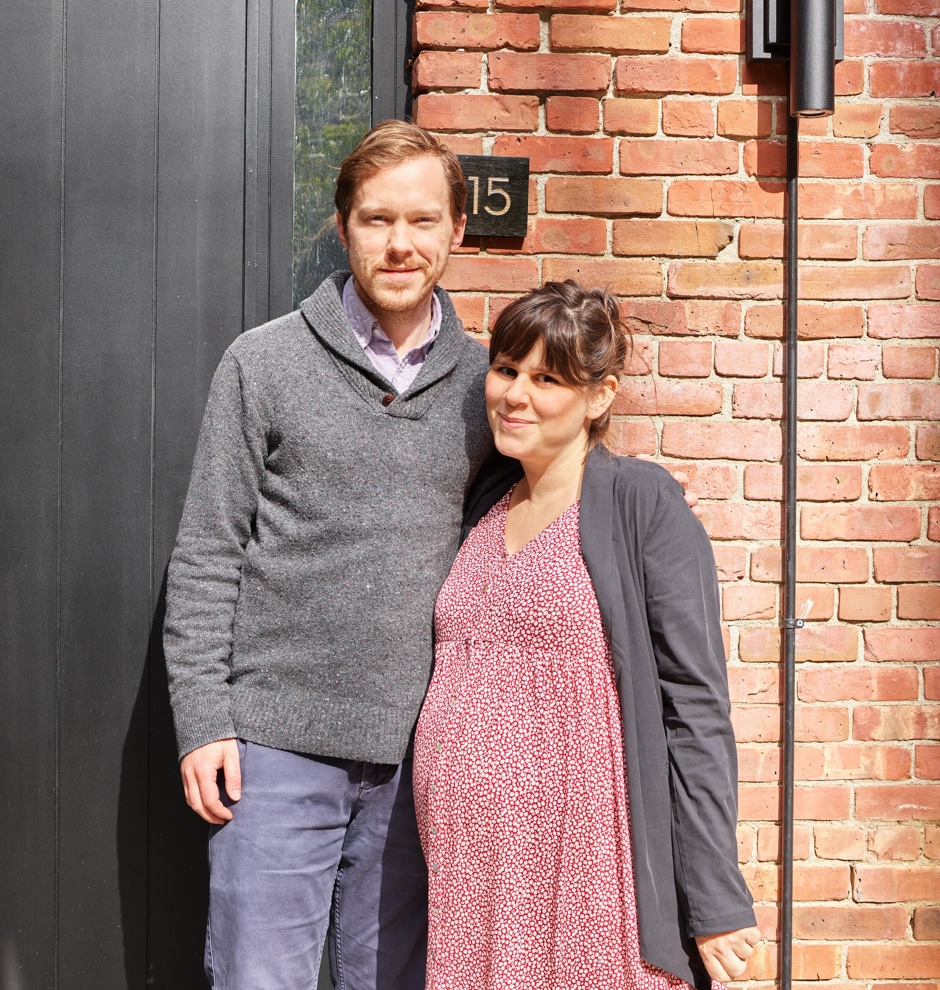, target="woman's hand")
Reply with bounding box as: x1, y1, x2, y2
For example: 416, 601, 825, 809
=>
695, 926, 761, 982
